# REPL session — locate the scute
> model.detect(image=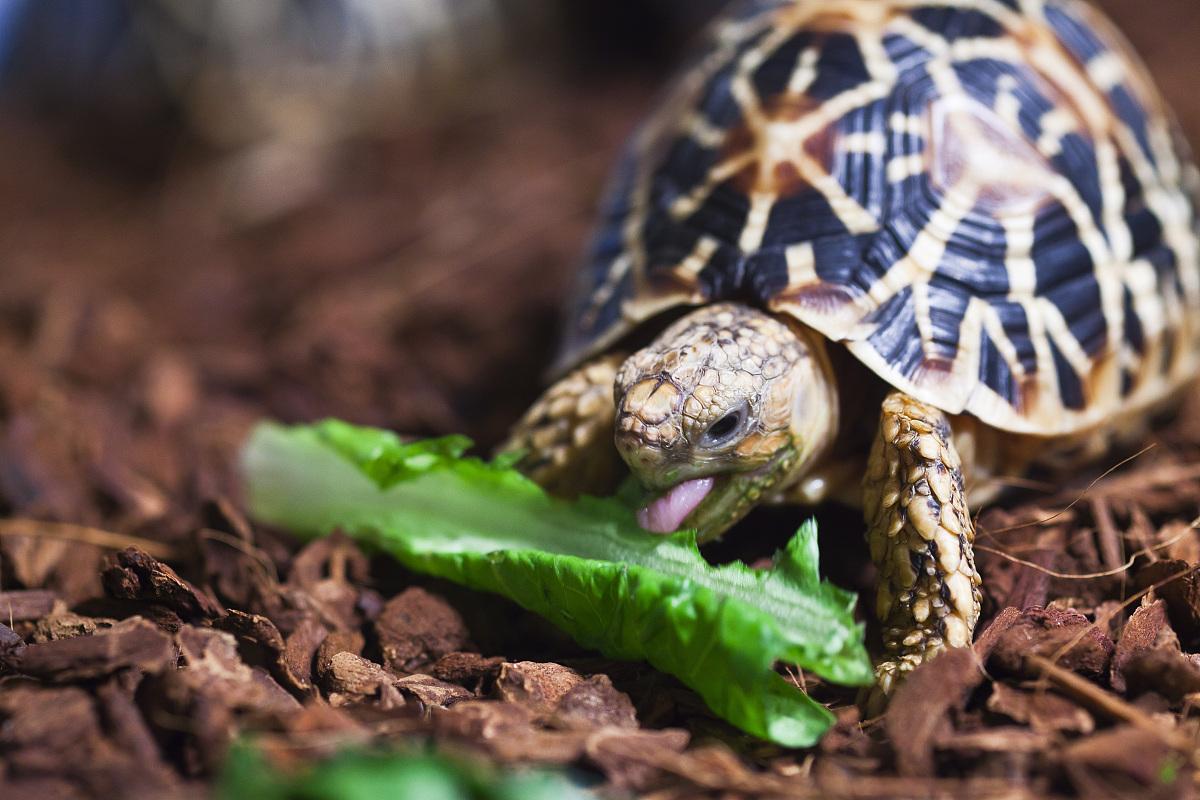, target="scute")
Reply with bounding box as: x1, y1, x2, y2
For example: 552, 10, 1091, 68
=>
558, 0, 1200, 436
